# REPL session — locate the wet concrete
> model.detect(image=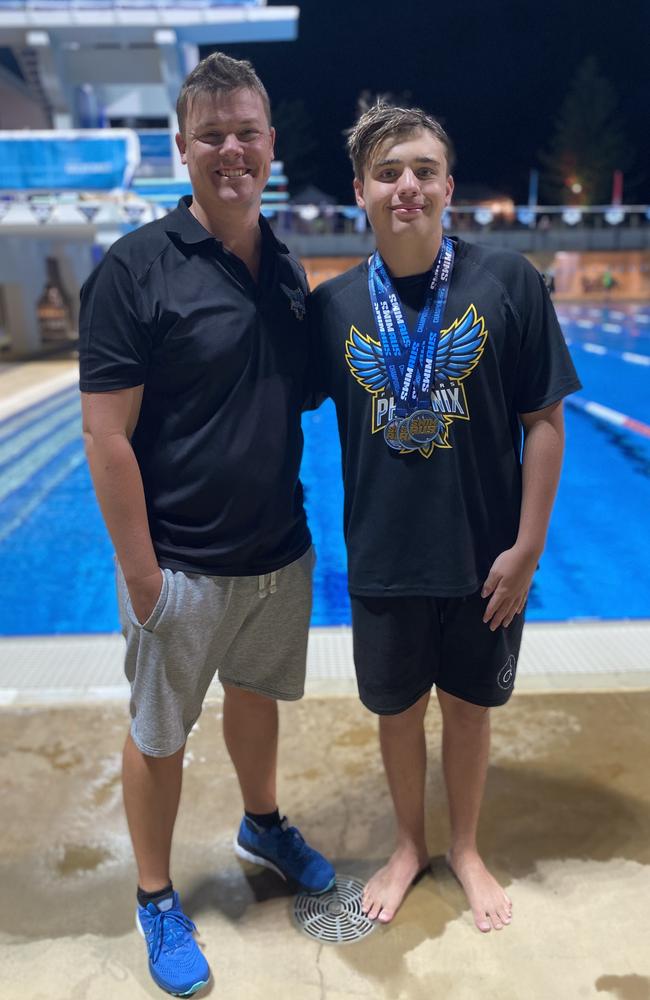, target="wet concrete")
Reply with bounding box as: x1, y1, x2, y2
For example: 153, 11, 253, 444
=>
1, 690, 649, 999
